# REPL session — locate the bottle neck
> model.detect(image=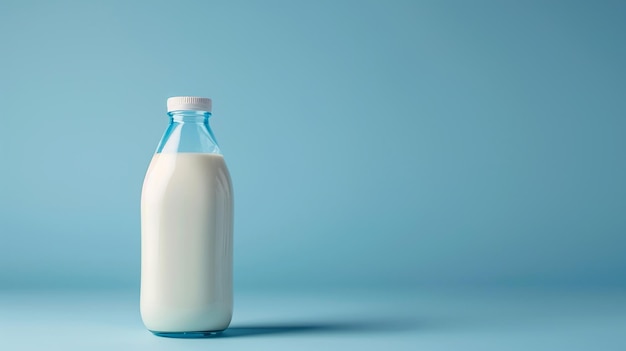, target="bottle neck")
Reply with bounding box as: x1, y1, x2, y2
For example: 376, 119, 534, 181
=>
168, 110, 211, 123
156, 110, 221, 154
